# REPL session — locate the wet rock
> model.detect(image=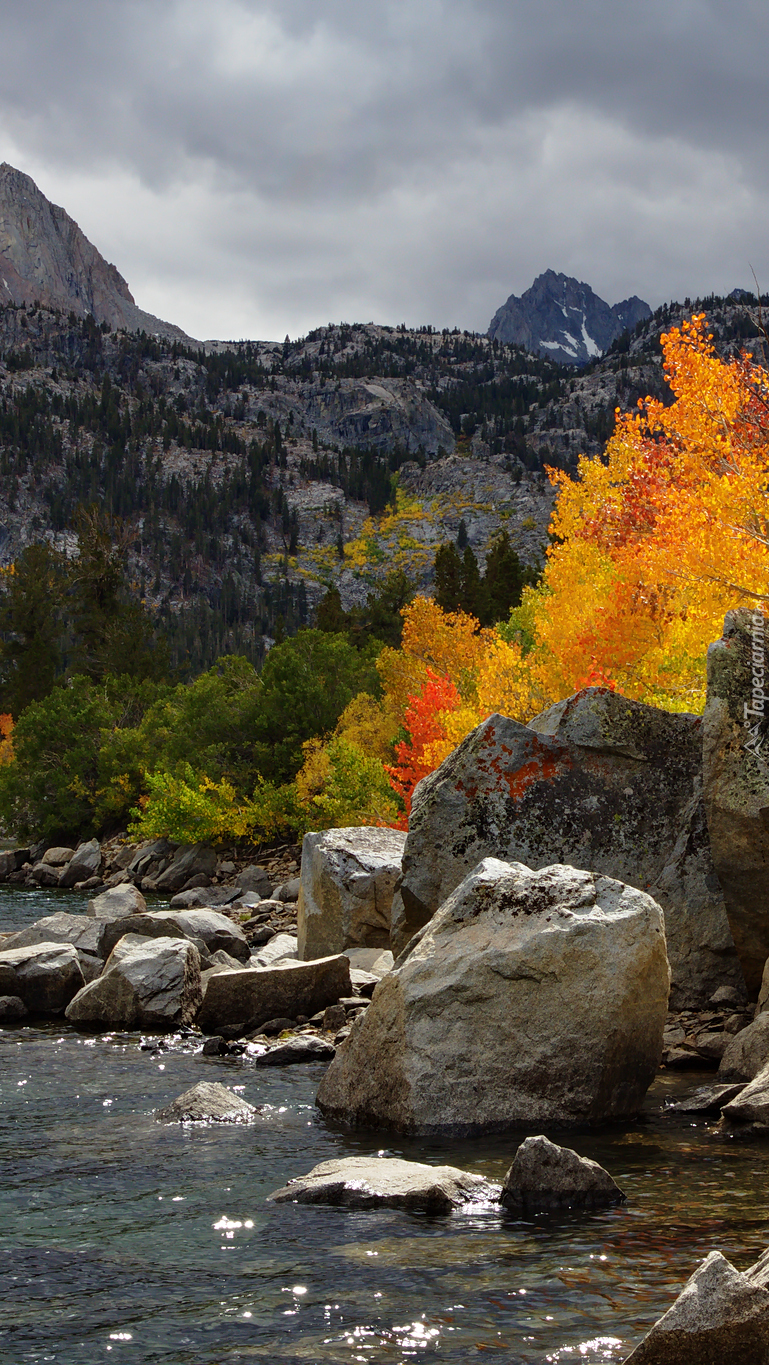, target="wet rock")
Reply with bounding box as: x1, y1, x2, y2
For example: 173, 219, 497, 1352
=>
298, 827, 406, 960
391, 690, 741, 1008
156, 1080, 258, 1123
87, 884, 147, 920
267, 1156, 496, 1213
702, 608, 769, 995
668, 1083, 746, 1114
66, 935, 201, 1030
153, 844, 218, 894
0, 941, 85, 1014
500, 1134, 625, 1210
317, 858, 670, 1135
622, 1247, 769, 1363
59, 838, 102, 888
255, 1035, 336, 1065
0, 994, 28, 1021
719, 1012, 769, 1081
198, 954, 352, 1033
